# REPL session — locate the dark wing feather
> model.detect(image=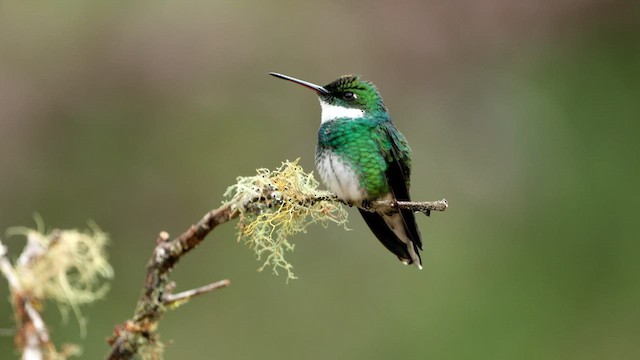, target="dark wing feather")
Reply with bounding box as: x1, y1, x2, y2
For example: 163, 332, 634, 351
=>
383, 123, 423, 250
358, 208, 413, 263
357, 122, 423, 265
